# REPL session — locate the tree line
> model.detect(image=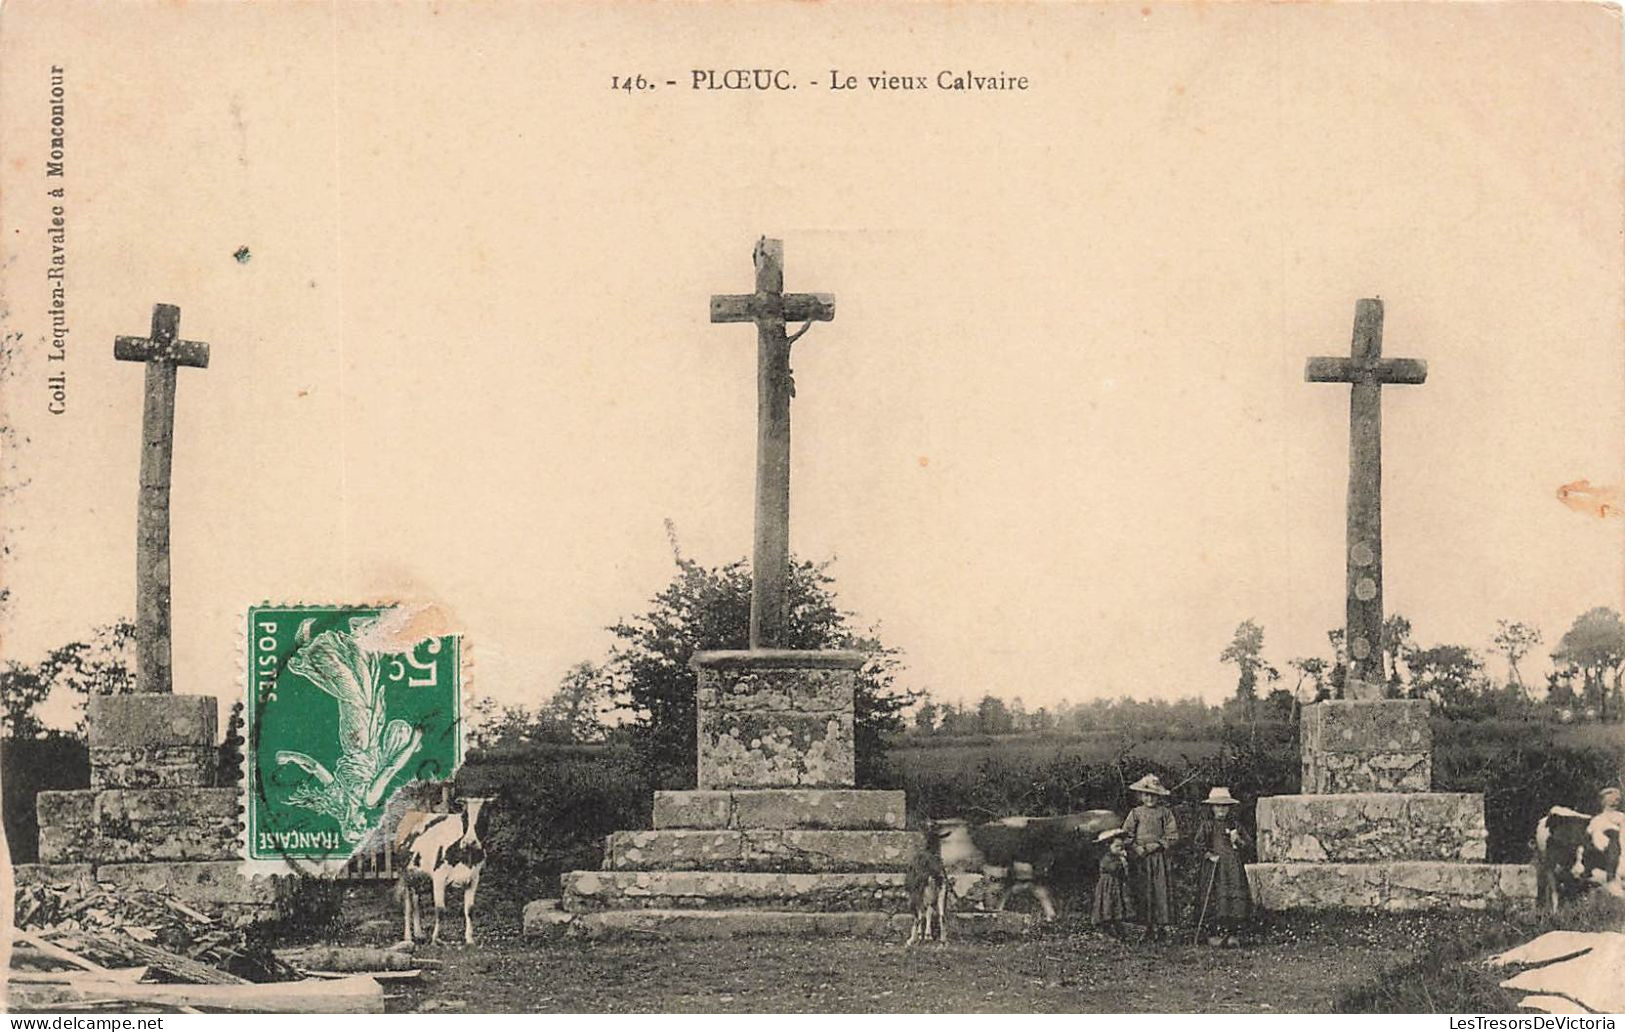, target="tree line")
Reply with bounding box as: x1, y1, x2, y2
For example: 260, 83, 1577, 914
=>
1216, 607, 1625, 722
